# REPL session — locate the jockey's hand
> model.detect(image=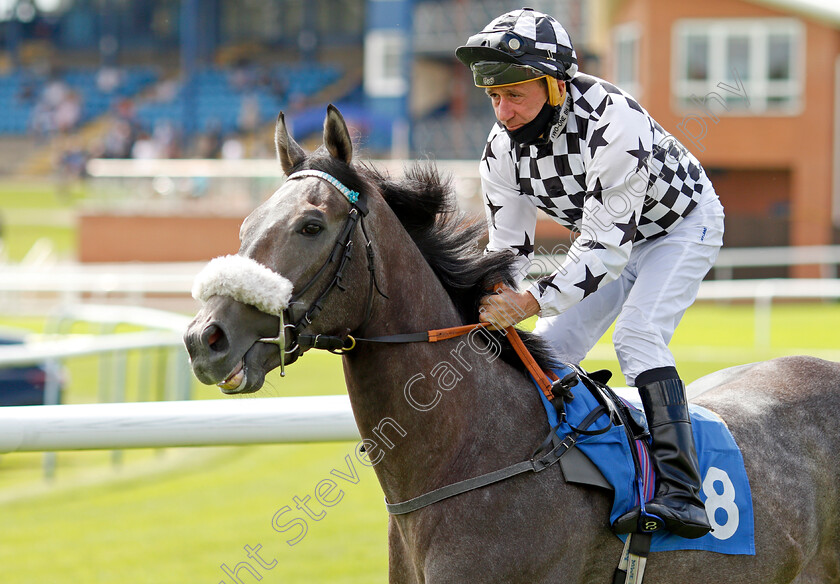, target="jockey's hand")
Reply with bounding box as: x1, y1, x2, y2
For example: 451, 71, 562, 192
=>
478, 284, 541, 330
